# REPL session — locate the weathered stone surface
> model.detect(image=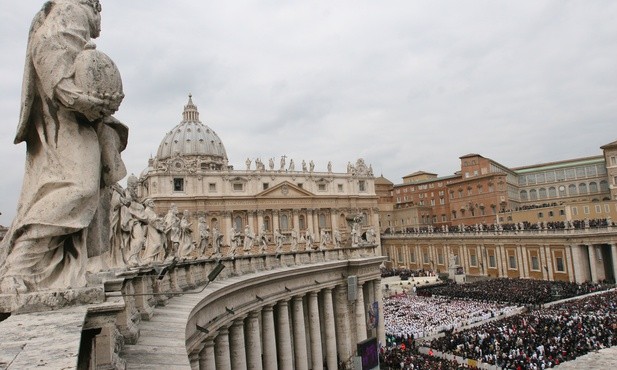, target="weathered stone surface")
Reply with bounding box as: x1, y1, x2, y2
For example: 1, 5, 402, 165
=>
0, 286, 104, 314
